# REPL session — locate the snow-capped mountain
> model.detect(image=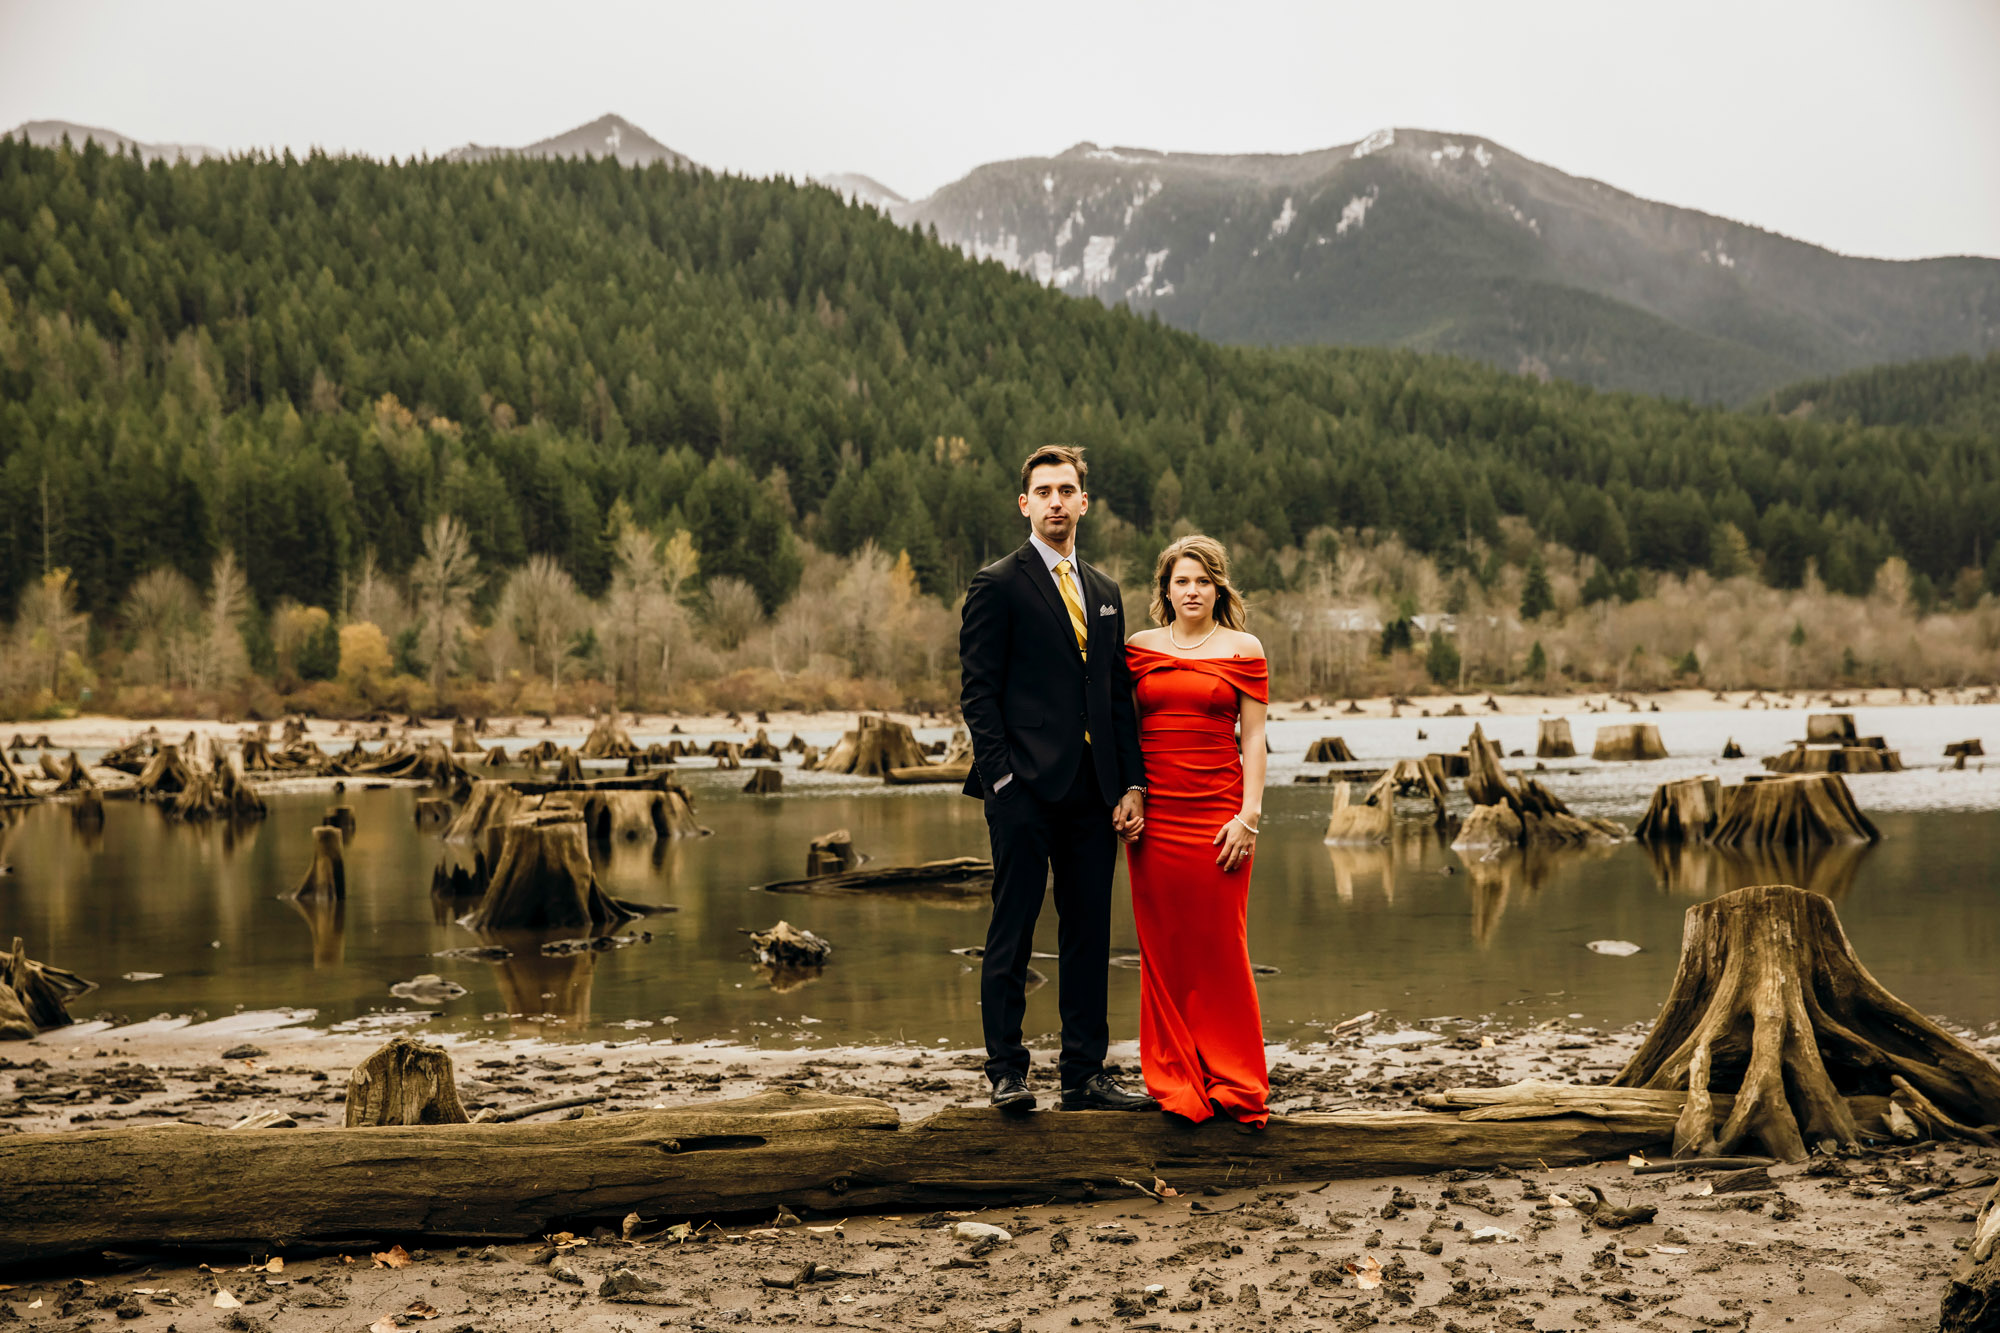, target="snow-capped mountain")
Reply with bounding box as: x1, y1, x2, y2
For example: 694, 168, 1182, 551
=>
12, 119, 216, 163
812, 172, 906, 212
894, 129, 2000, 402
444, 114, 695, 170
